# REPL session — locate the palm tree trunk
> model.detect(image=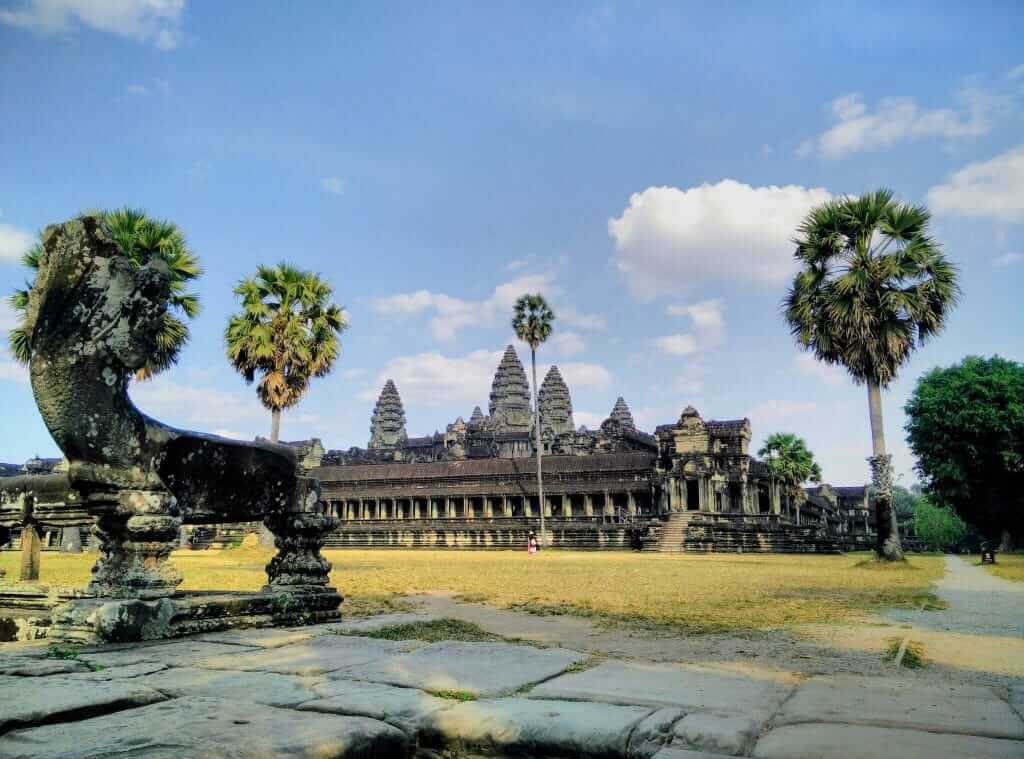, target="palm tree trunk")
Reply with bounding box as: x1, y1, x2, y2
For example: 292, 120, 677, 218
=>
867, 381, 903, 561
271, 408, 281, 443
532, 348, 546, 547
